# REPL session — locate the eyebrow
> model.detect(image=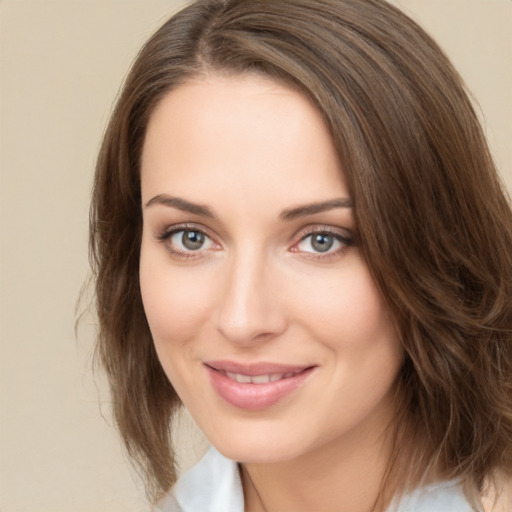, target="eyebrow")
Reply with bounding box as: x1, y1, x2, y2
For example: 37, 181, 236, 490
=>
280, 198, 353, 221
144, 194, 353, 221
144, 194, 214, 217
